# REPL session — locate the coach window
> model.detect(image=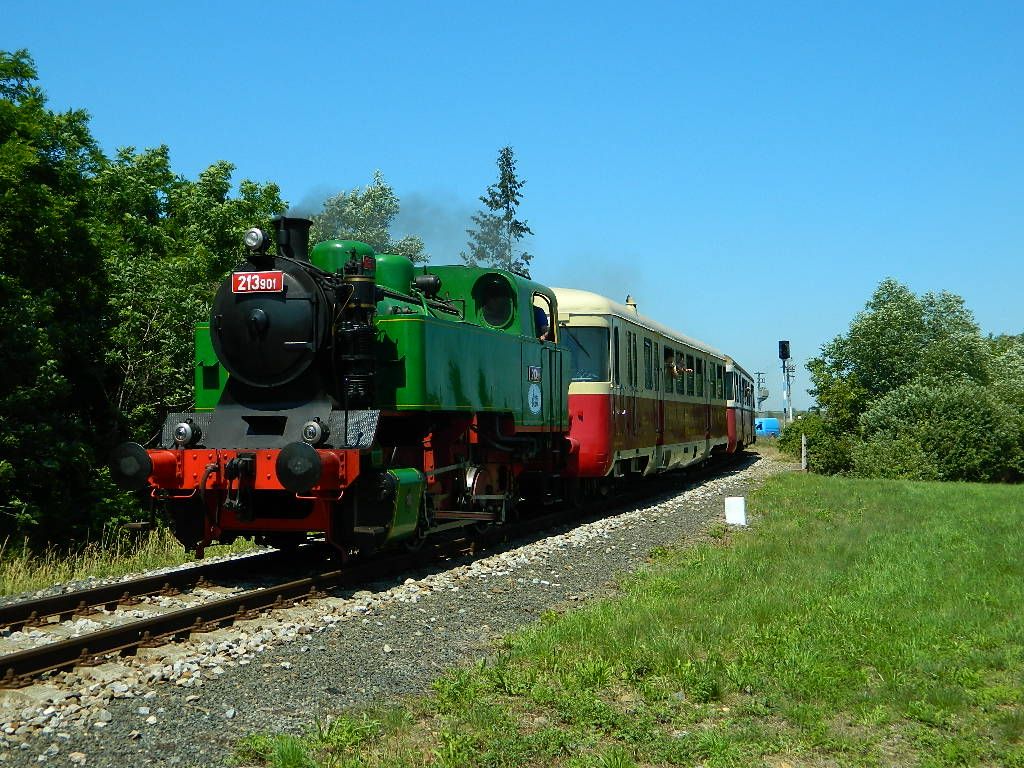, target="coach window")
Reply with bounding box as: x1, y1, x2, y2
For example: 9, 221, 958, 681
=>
676, 352, 686, 395
726, 372, 735, 401
664, 347, 675, 393
612, 327, 620, 386
716, 365, 724, 399
626, 331, 634, 387
685, 354, 695, 396
653, 342, 660, 391
695, 358, 704, 398
625, 332, 630, 387
624, 332, 631, 386
563, 326, 610, 382
643, 339, 653, 390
